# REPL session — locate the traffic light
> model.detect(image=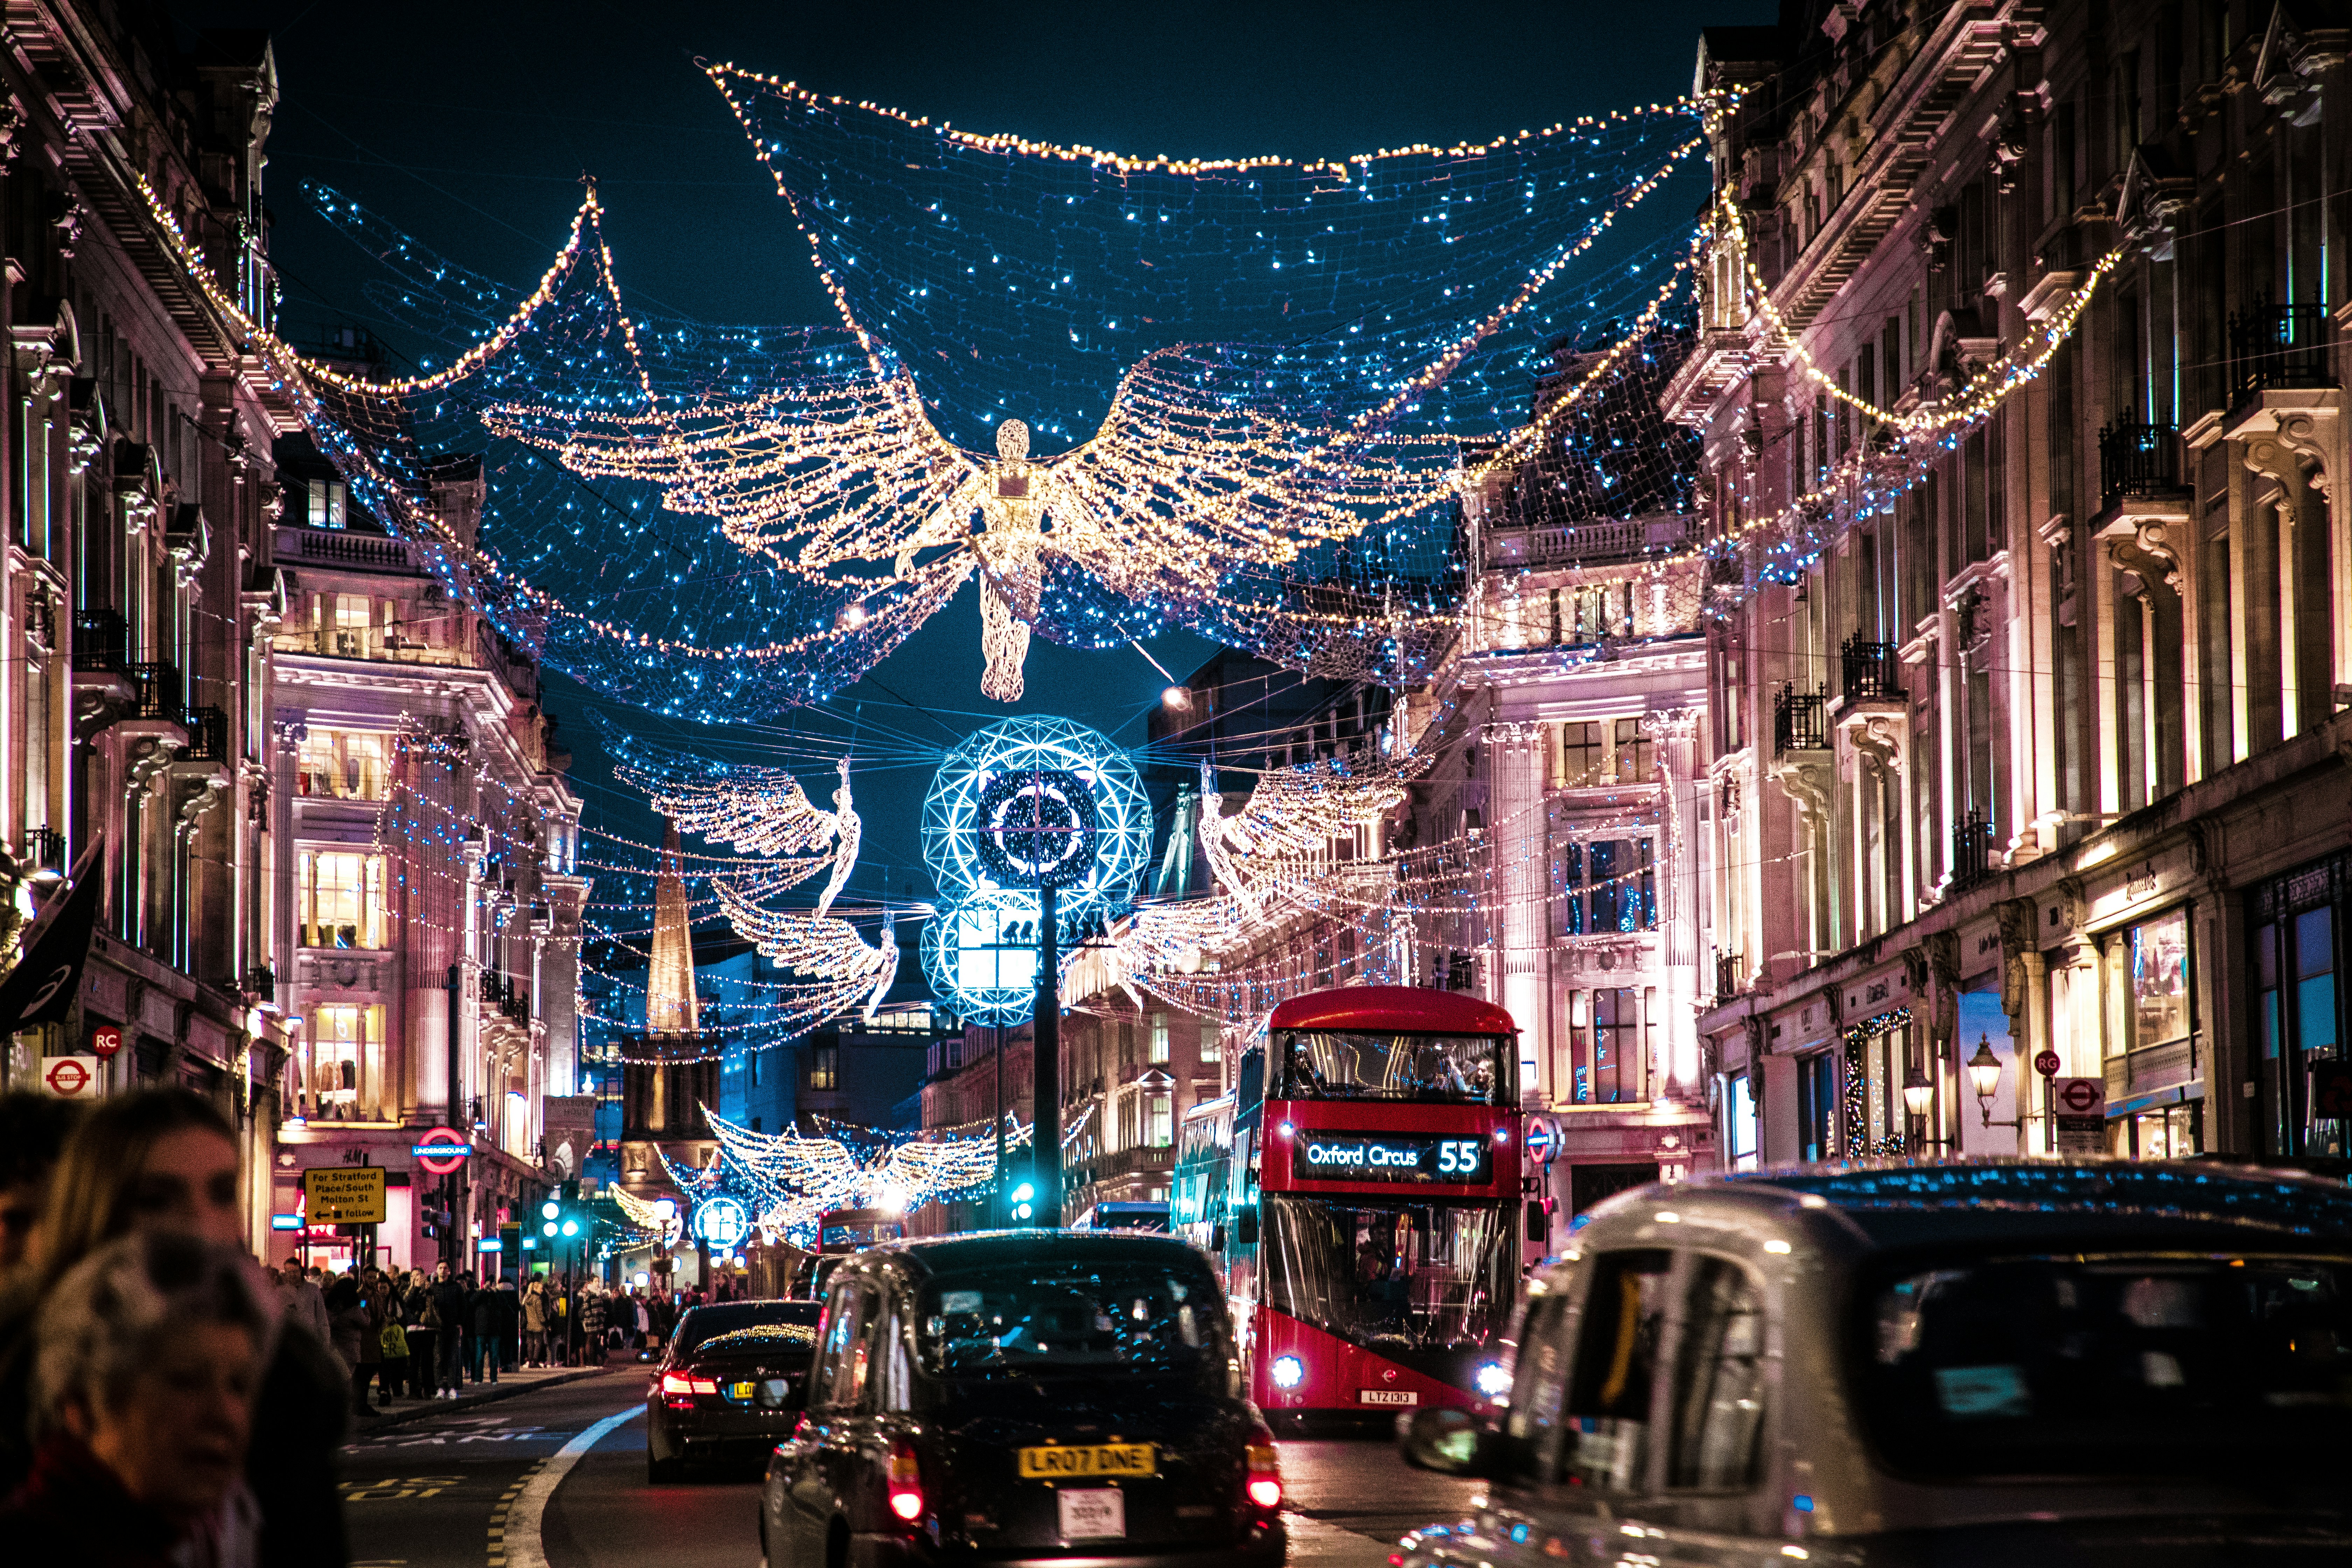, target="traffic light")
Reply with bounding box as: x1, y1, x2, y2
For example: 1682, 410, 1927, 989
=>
1008, 1178, 1036, 1225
